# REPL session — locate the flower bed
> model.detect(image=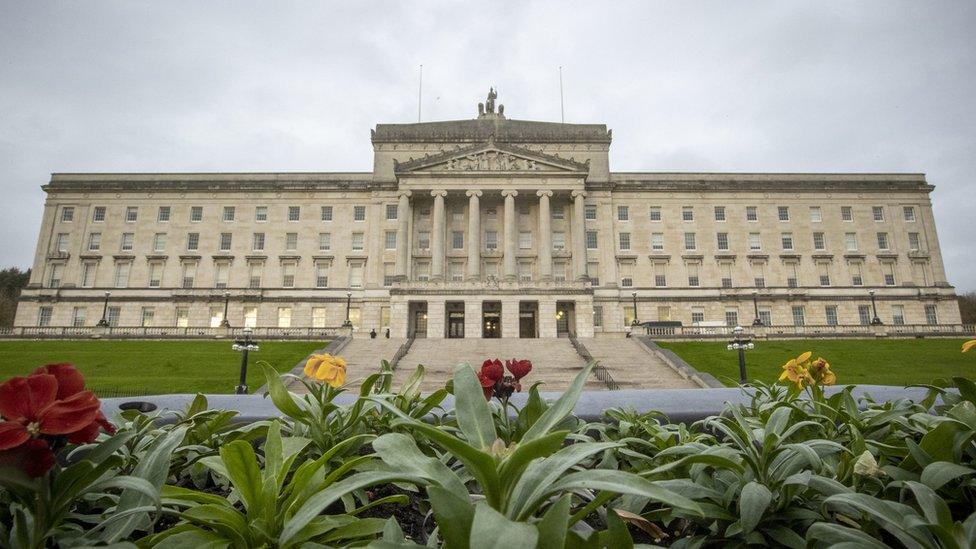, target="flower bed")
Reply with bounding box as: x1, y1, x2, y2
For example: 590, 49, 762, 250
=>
1, 343, 975, 547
